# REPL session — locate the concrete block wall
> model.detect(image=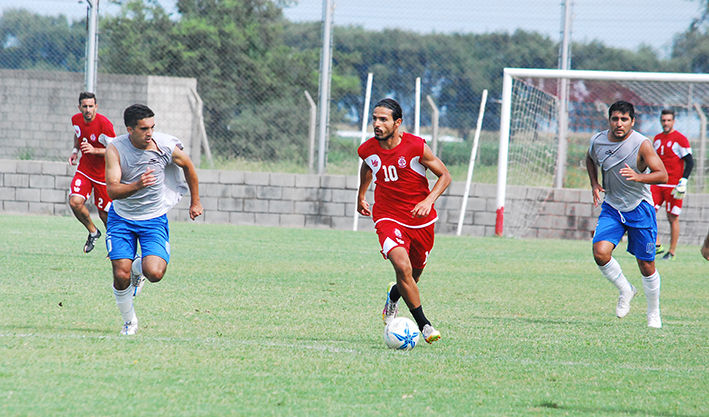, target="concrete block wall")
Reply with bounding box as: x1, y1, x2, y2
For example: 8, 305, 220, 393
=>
2, 158, 708, 244
0, 69, 197, 162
